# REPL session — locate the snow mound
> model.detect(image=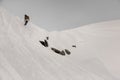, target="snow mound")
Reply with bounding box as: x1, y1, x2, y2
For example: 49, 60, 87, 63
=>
0, 7, 119, 80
